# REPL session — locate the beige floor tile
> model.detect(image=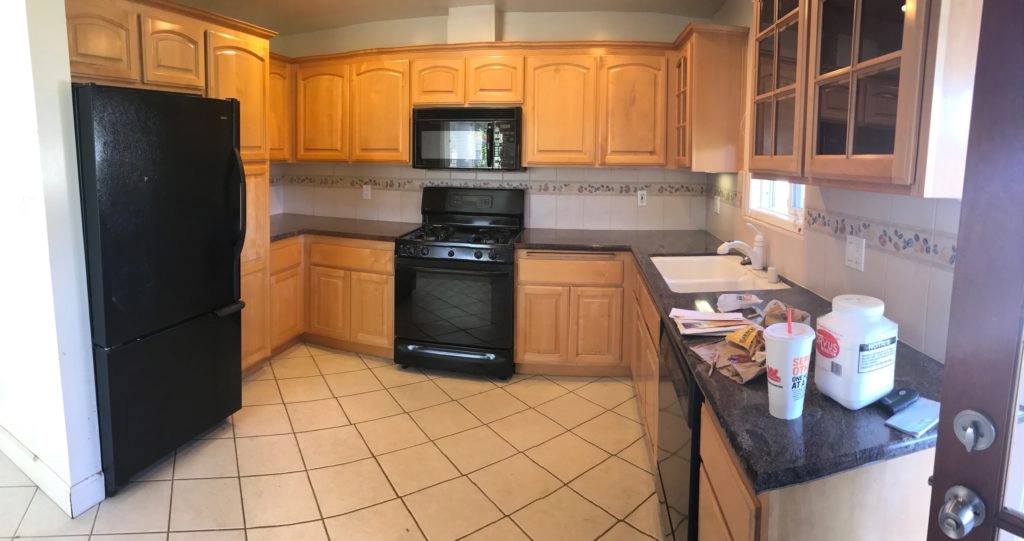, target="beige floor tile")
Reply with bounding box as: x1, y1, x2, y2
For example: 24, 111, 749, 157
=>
574, 380, 635, 410
356, 414, 429, 455
493, 373, 533, 387
408, 401, 481, 440
306, 343, 344, 356
323, 499, 424, 541
372, 365, 429, 388
573, 412, 644, 454
458, 388, 528, 423
247, 520, 329, 541
535, 393, 605, 429
402, 477, 502, 541
434, 426, 516, 474
502, 378, 568, 407
236, 434, 305, 476
196, 418, 234, 439
468, 454, 562, 514
242, 379, 282, 406
377, 443, 459, 496
132, 452, 175, 482
461, 517, 530, 541
431, 374, 496, 400
544, 375, 600, 391
173, 438, 237, 479
359, 353, 394, 369
169, 531, 244, 541
570, 457, 655, 519
233, 404, 293, 437
92, 481, 171, 534
657, 411, 690, 456
525, 432, 609, 483
240, 472, 321, 528
274, 343, 311, 359
0, 454, 33, 487
338, 390, 403, 423
612, 398, 642, 423
597, 522, 653, 540
278, 376, 333, 403
511, 487, 615, 541
488, 409, 565, 451
169, 478, 243, 531
0, 487, 36, 536
308, 459, 395, 518
324, 370, 384, 397
314, 352, 366, 375
243, 364, 275, 382
92, 533, 168, 540
272, 356, 321, 379
287, 399, 350, 432
617, 439, 654, 473
388, 381, 451, 412
625, 494, 663, 539
296, 426, 372, 469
